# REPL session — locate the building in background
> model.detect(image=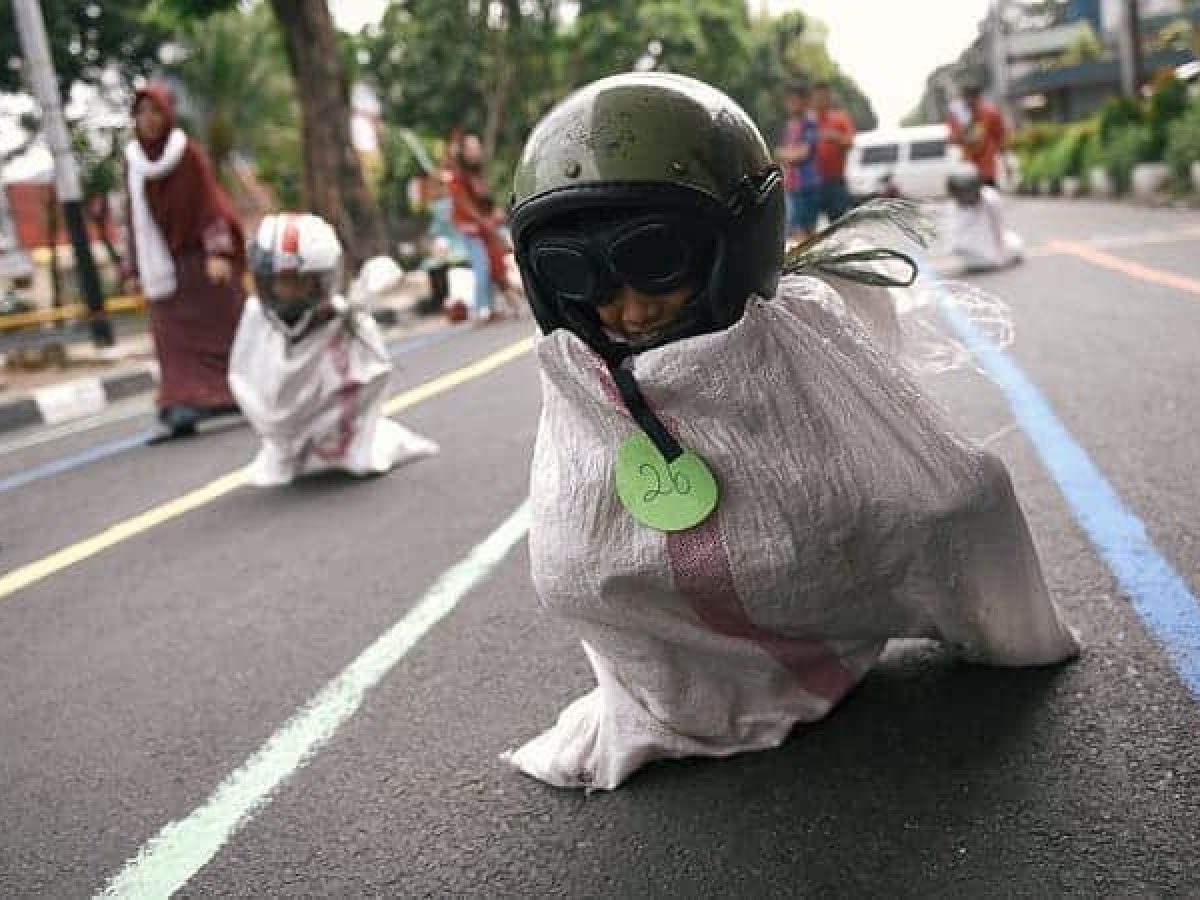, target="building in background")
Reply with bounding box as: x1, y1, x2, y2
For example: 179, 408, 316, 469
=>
1006, 0, 1198, 122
